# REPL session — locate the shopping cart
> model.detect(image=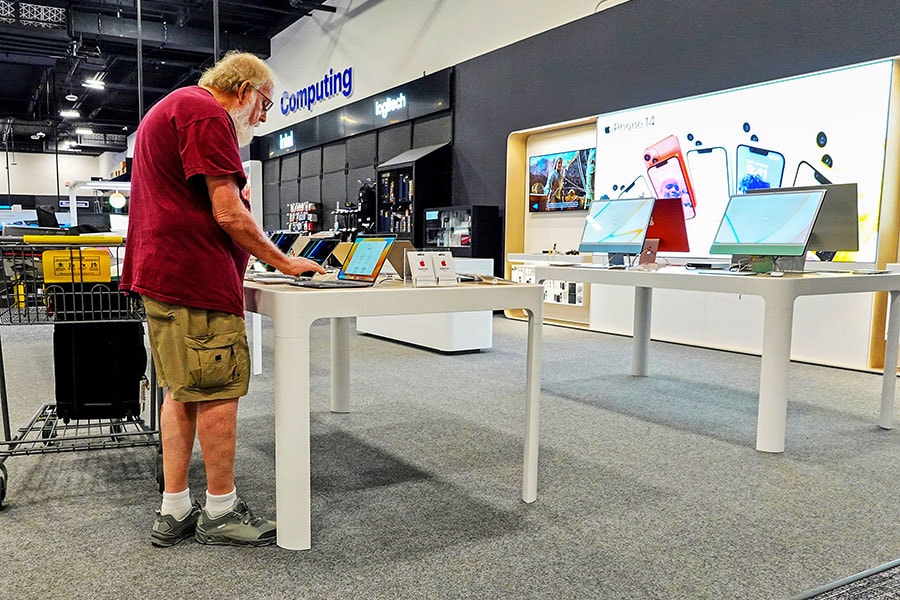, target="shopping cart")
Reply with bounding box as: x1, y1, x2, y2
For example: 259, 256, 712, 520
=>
0, 235, 161, 509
